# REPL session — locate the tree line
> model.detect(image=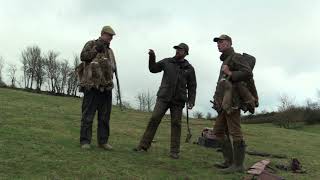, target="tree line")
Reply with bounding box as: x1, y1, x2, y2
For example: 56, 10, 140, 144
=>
1, 46, 215, 117
1, 45, 79, 96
